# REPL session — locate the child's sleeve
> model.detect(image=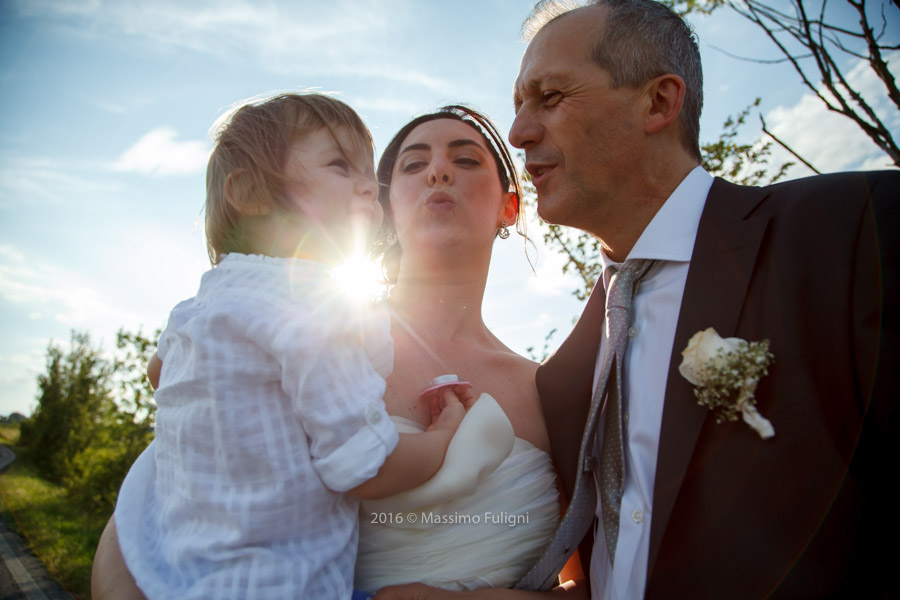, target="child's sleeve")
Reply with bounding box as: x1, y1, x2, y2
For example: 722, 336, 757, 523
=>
156, 297, 195, 361
269, 306, 399, 493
